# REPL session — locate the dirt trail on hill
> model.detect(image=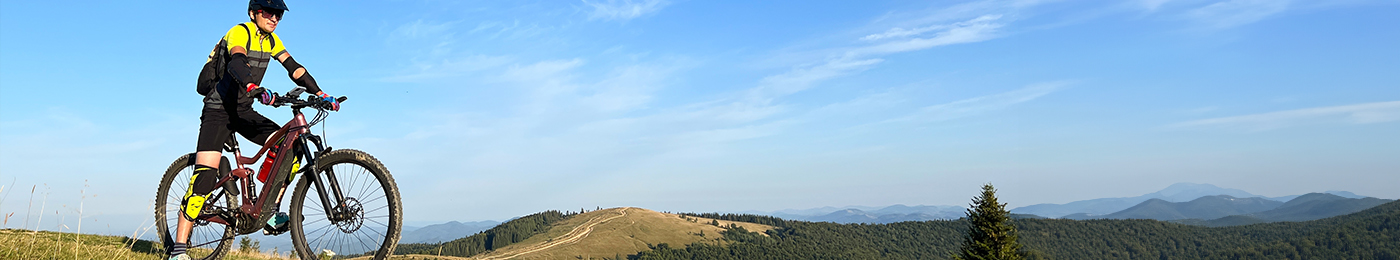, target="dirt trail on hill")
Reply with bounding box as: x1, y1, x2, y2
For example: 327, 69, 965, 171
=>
471, 207, 631, 260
